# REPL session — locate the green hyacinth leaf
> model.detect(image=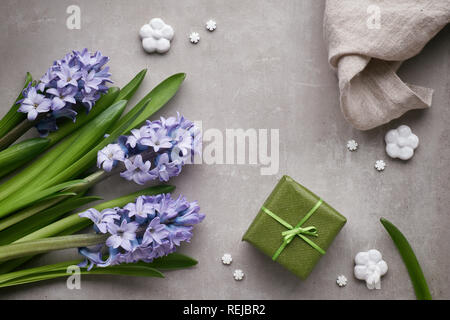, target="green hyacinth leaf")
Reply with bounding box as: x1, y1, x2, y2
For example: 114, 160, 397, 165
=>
0, 100, 126, 205
0, 196, 102, 246
114, 69, 147, 102
43, 99, 150, 187
0, 138, 50, 178
113, 73, 186, 134
0, 133, 78, 202
141, 253, 198, 270
0, 251, 196, 288
0, 259, 167, 288
36, 100, 127, 183
380, 218, 432, 300
0, 179, 86, 219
